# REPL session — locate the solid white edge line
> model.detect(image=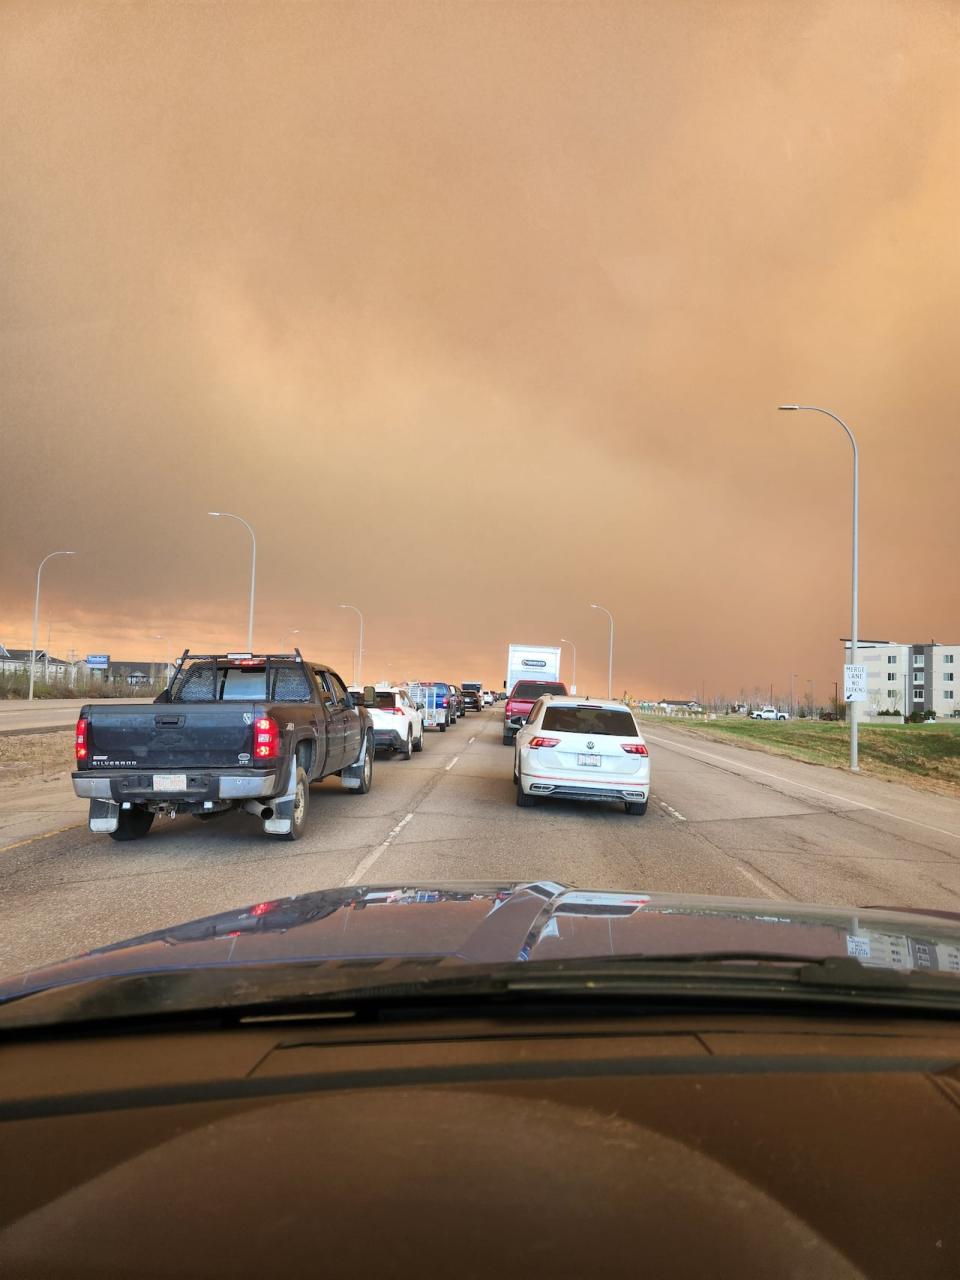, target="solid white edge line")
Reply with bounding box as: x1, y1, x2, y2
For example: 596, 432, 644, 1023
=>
644, 733, 960, 841
343, 812, 414, 885
445, 755, 460, 771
